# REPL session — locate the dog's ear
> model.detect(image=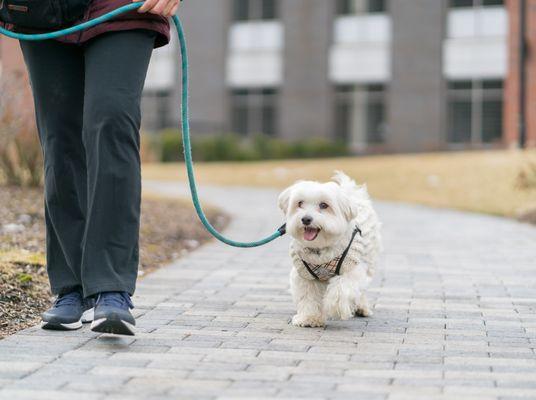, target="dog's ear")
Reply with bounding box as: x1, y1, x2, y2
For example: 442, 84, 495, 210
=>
332, 170, 356, 190
277, 185, 294, 213
339, 191, 358, 221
